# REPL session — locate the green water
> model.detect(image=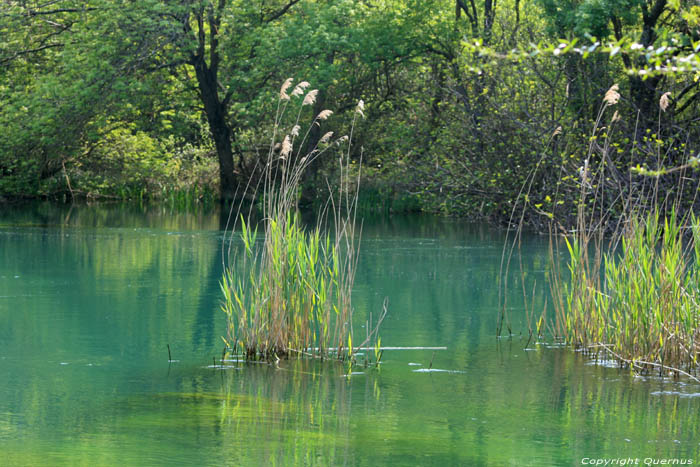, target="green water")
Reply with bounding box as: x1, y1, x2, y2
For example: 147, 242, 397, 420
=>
0, 203, 698, 466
